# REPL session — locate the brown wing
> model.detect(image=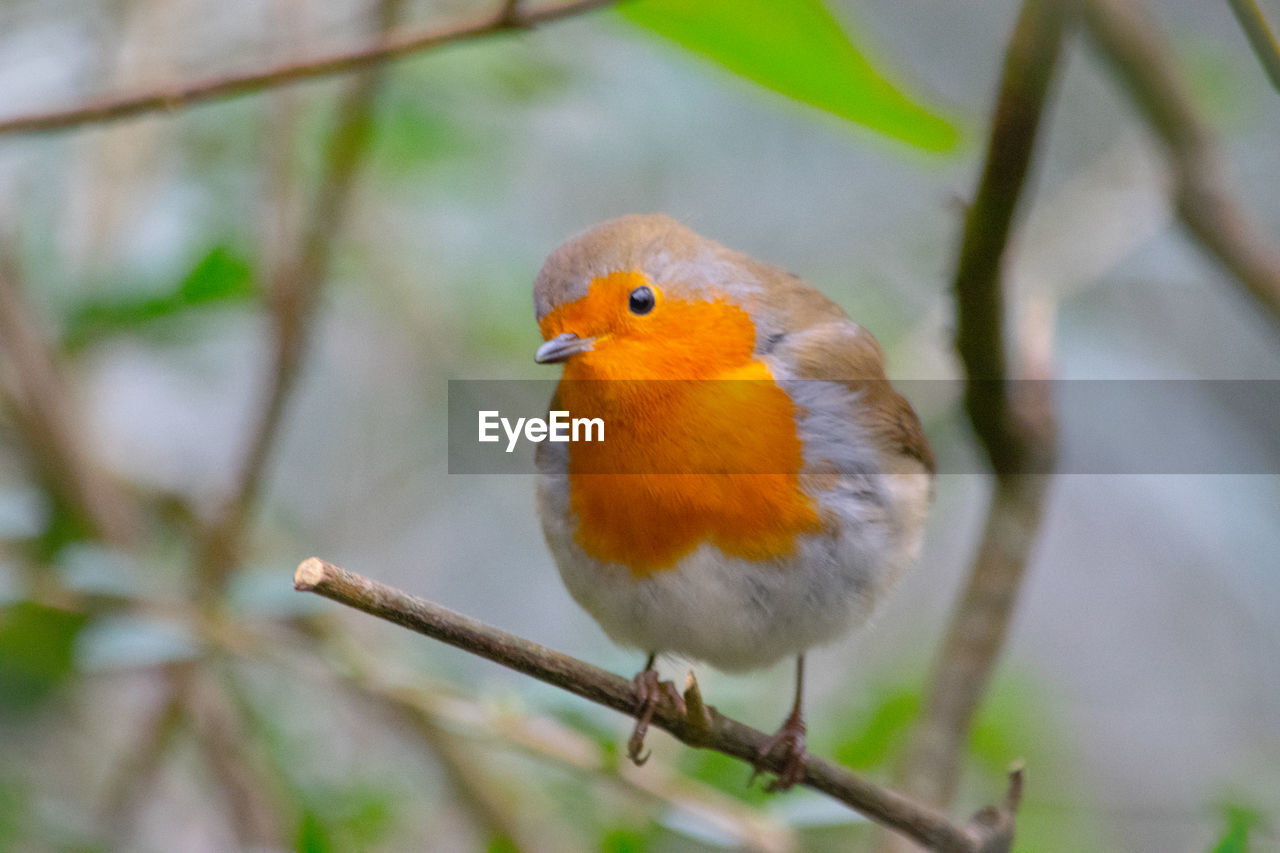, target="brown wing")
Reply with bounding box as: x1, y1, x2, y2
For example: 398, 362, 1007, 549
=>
767, 316, 935, 476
